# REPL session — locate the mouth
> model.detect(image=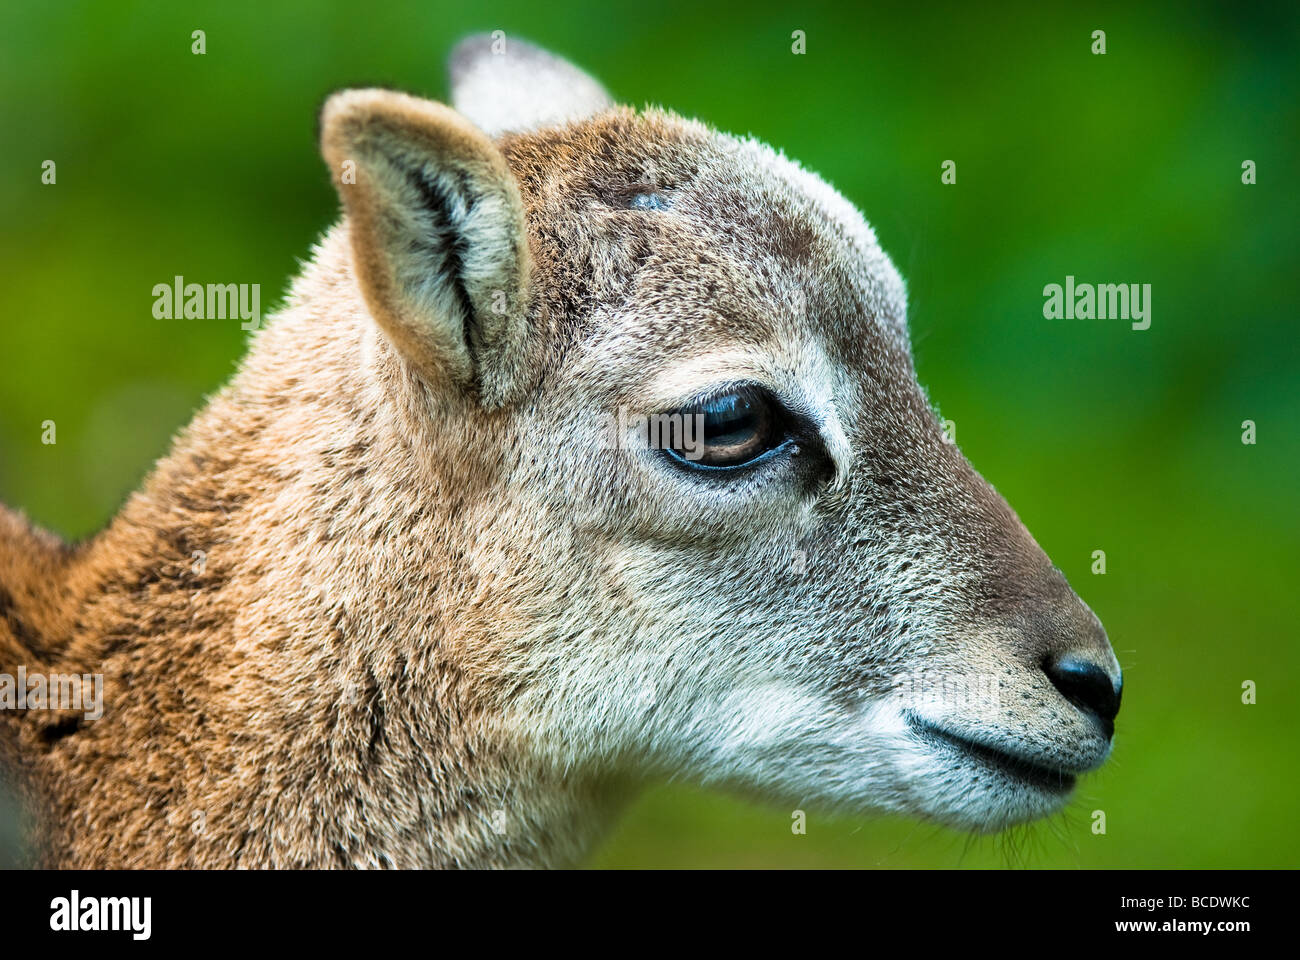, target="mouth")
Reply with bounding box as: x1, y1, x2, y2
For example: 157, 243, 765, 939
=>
906, 716, 1077, 795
